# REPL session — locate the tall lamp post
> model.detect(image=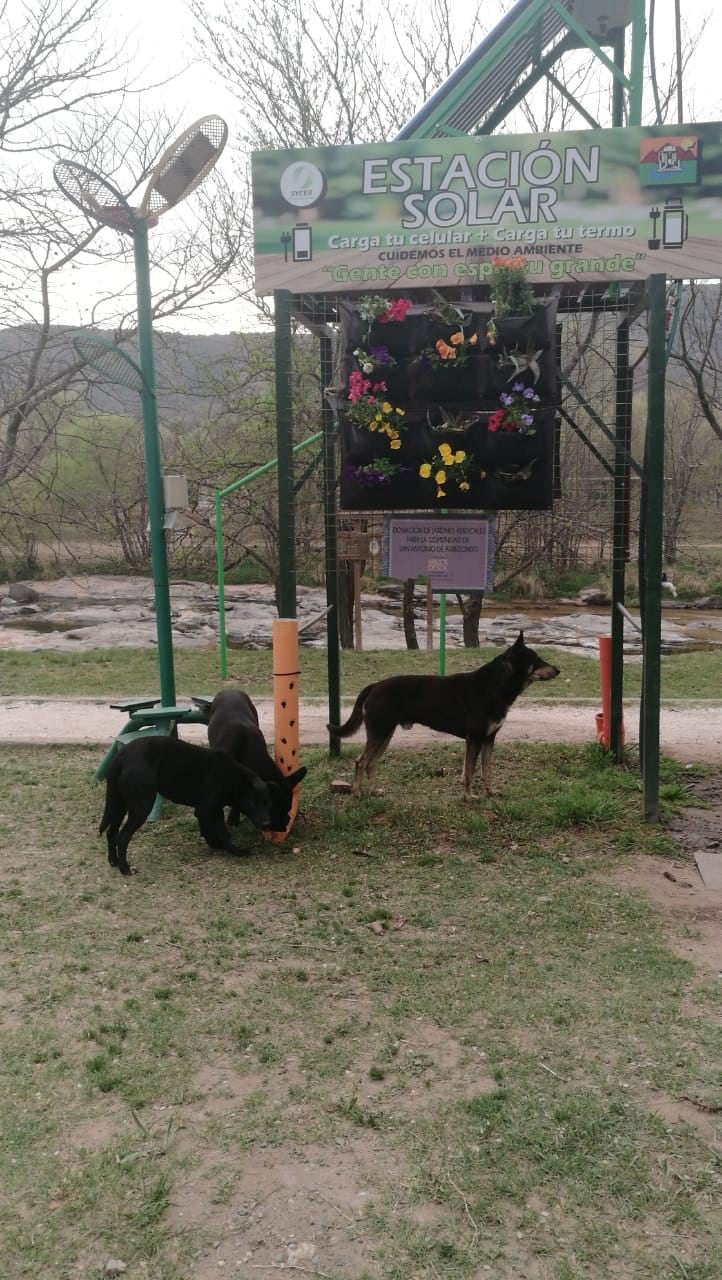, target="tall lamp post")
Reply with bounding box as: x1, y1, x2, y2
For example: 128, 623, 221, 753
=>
54, 117, 228, 706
